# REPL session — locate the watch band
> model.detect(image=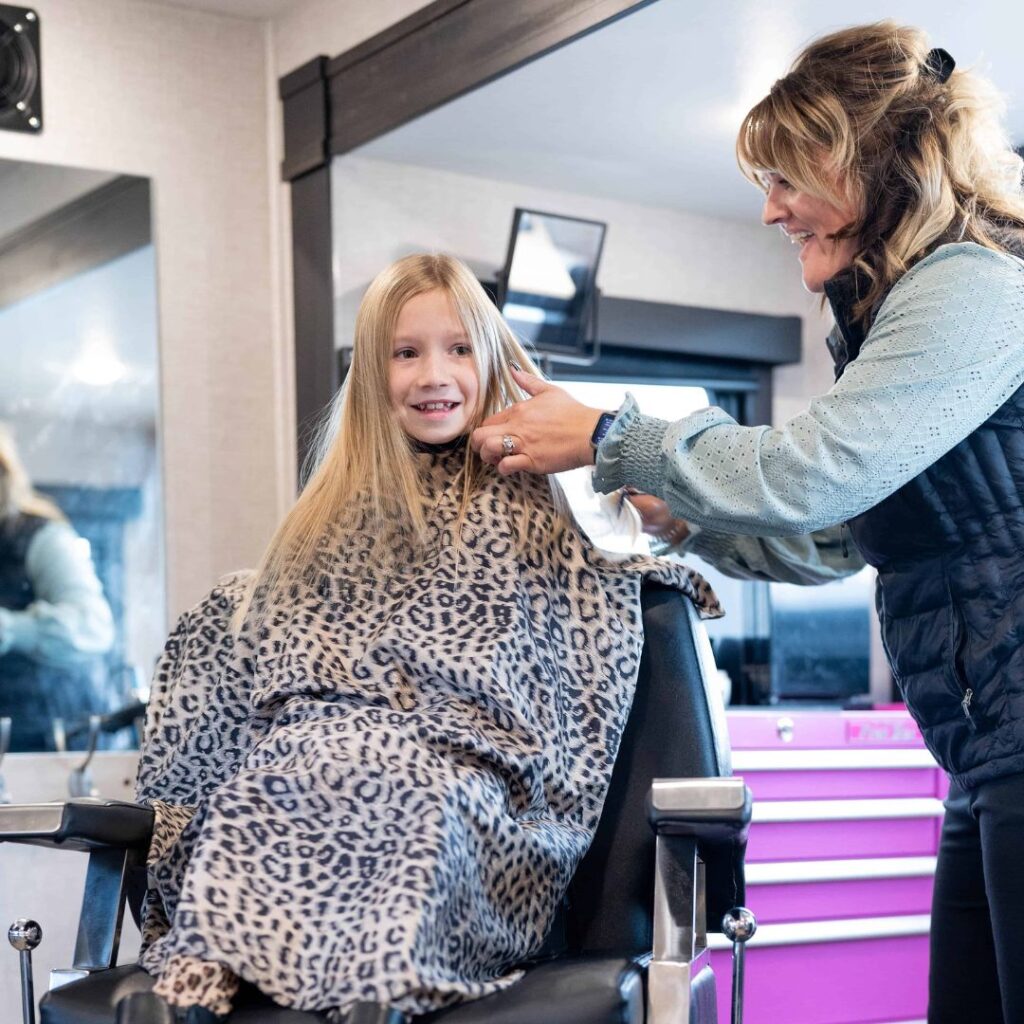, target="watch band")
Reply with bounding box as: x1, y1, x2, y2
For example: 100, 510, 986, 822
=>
590, 411, 617, 452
